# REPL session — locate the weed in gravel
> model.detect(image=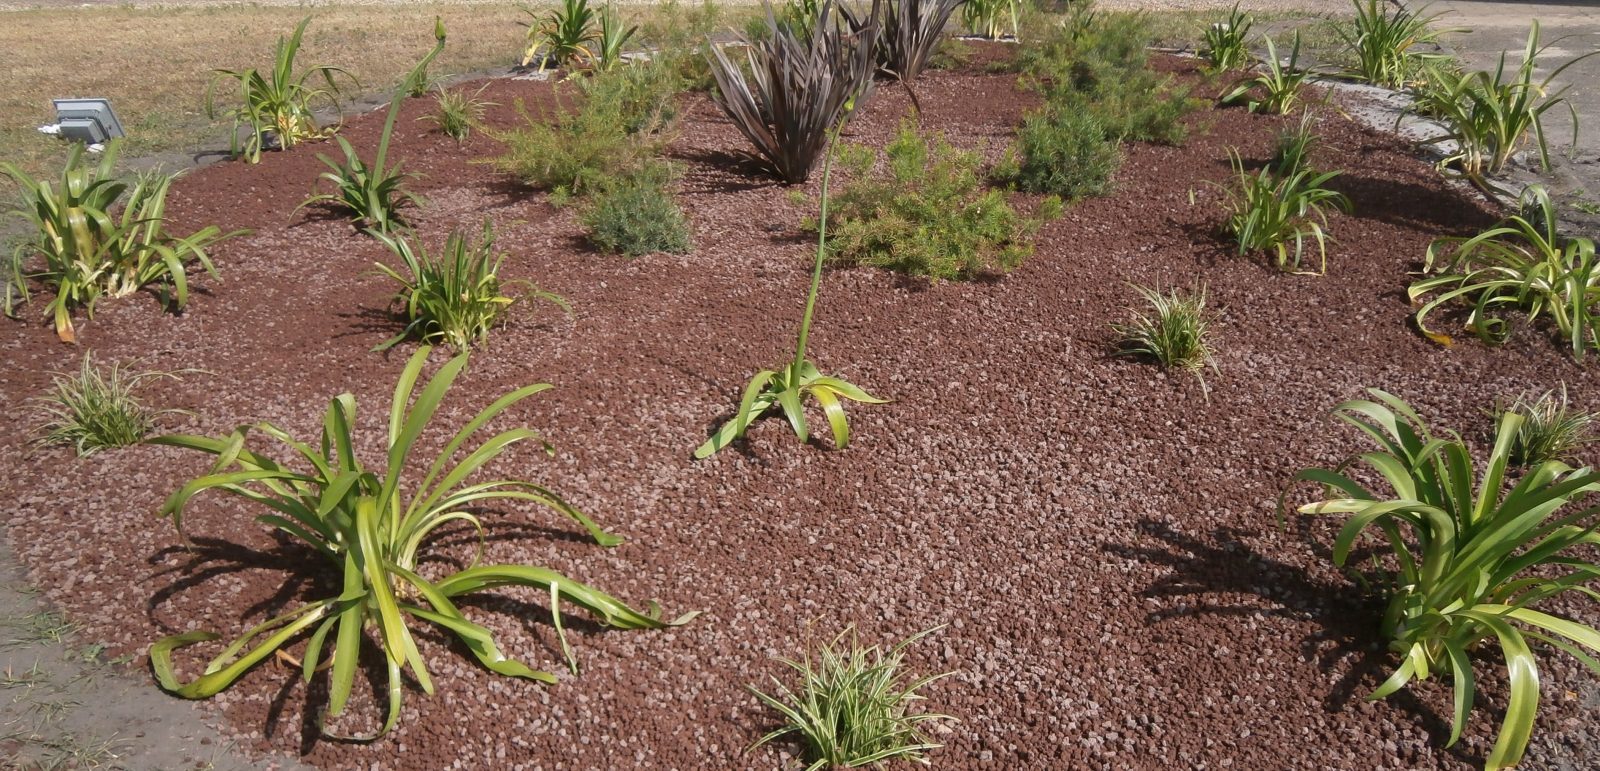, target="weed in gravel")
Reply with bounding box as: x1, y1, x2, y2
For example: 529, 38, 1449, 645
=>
582, 162, 693, 257
522, 0, 600, 68
1287, 388, 1600, 771
372, 221, 568, 351
999, 105, 1121, 199
300, 89, 419, 235
149, 347, 695, 737
1335, 0, 1456, 89
2, 142, 241, 343
1219, 149, 1350, 274
399, 17, 448, 97
696, 105, 885, 458
1410, 185, 1599, 358
1495, 386, 1597, 467
749, 626, 954, 770
1111, 284, 1217, 392
706, 0, 878, 184
0, 612, 78, 650
33, 353, 186, 456
1269, 111, 1318, 176
422, 85, 495, 145
206, 16, 356, 164
1199, 4, 1252, 73
827, 123, 1049, 280
1221, 32, 1307, 115
1408, 23, 1597, 189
